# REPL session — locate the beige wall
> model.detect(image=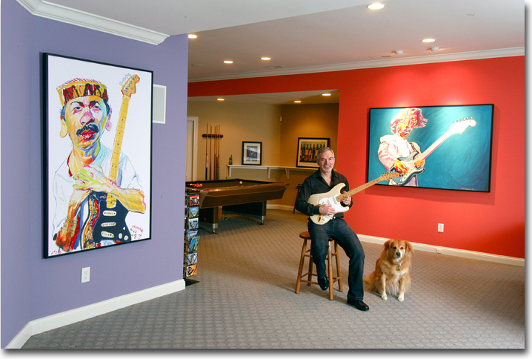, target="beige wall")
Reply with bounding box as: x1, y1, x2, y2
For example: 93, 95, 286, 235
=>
187, 100, 339, 209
